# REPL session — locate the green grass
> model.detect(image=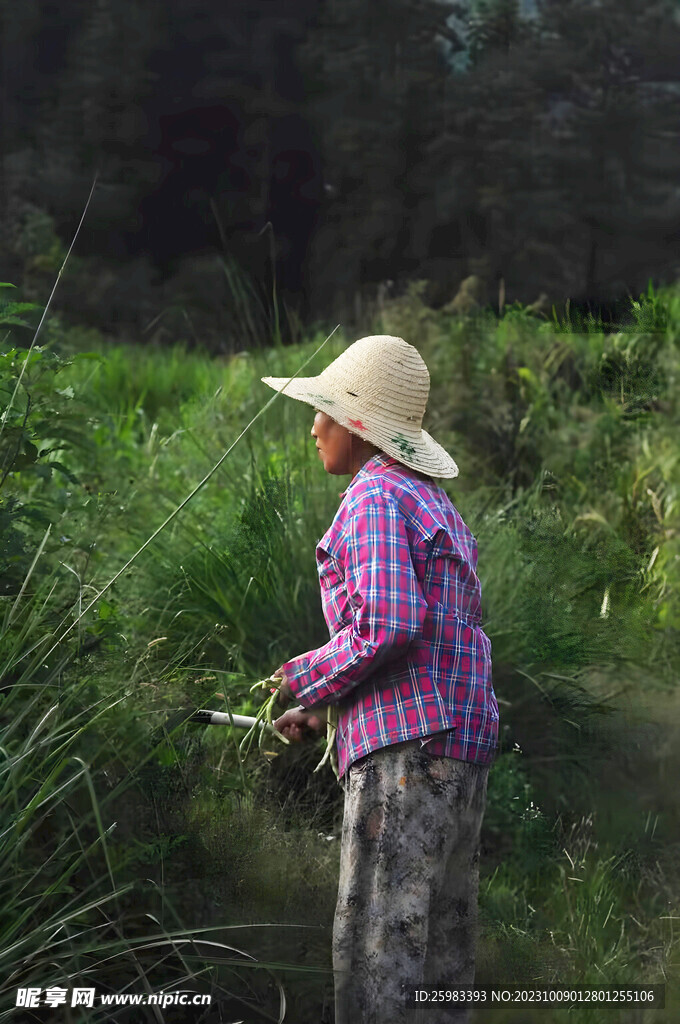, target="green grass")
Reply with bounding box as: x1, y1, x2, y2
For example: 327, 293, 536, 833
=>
1, 280, 679, 1020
